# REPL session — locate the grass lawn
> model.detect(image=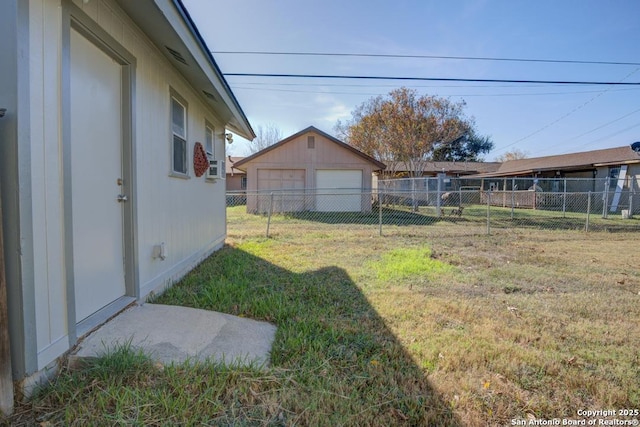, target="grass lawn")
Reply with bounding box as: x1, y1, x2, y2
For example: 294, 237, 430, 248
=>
9, 206, 640, 426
